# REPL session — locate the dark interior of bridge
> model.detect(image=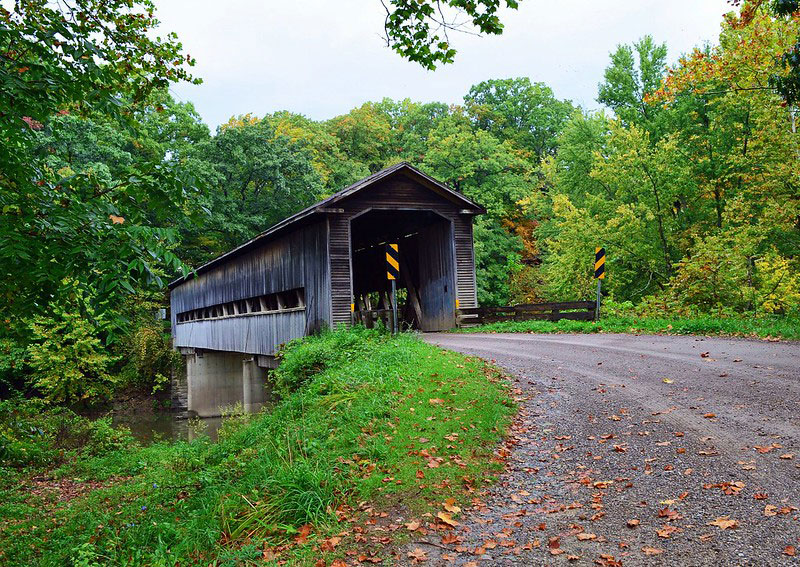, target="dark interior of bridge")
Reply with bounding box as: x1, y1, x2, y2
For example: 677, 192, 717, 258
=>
350, 209, 455, 331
